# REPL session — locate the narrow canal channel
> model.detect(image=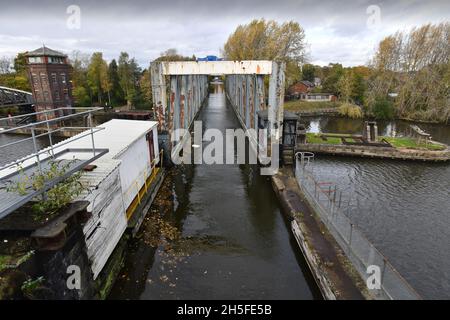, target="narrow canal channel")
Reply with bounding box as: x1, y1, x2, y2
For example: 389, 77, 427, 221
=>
110, 93, 320, 299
